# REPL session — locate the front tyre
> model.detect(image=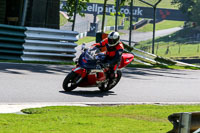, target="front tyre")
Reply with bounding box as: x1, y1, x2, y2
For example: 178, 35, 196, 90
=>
98, 70, 122, 92
62, 71, 81, 92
